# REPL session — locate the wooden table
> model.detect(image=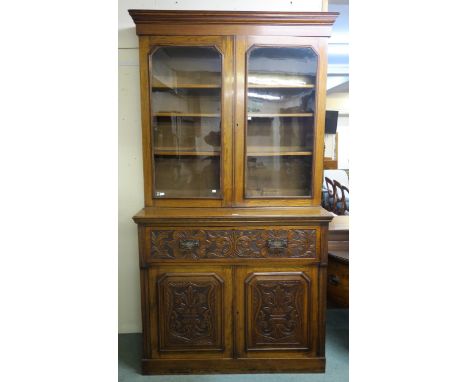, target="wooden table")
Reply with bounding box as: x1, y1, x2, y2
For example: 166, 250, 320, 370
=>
328, 215, 349, 308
